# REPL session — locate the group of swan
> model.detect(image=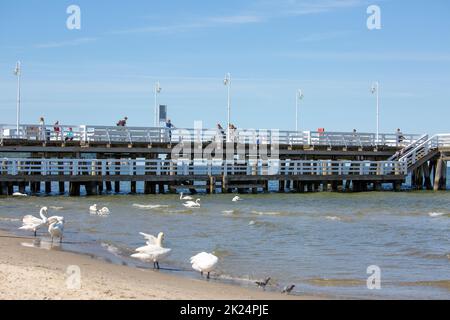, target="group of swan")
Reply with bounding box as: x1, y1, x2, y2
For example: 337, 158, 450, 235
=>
130, 231, 218, 279
89, 204, 110, 215
19, 206, 65, 242
179, 193, 242, 208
